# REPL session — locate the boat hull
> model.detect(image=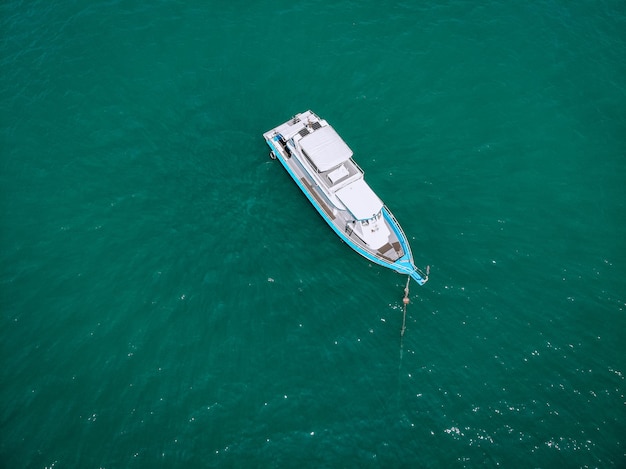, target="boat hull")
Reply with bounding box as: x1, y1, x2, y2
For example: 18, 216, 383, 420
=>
263, 112, 427, 285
